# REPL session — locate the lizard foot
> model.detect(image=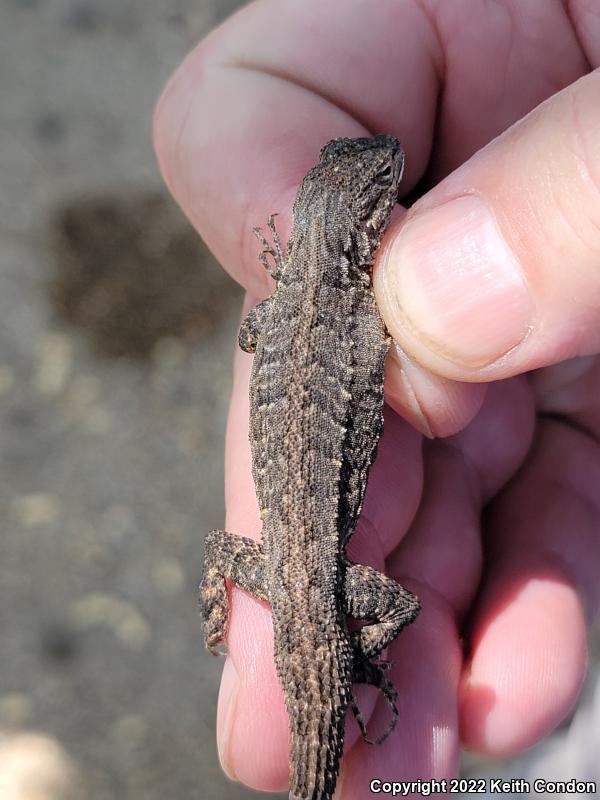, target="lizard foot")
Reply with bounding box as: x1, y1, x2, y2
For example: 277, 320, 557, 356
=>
351, 658, 399, 745
252, 213, 286, 281
199, 529, 268, 653
198, 565, 229, 655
